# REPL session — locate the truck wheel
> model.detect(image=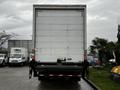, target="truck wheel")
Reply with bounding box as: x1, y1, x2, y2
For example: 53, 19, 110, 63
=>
38, 77, 46, 81
8, 63, 13, 67
70, 77, 80, 82
38, 77, 41, 81
38, 77, 44, 81
8, 63, 11, 67
20, 62, 24, 66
